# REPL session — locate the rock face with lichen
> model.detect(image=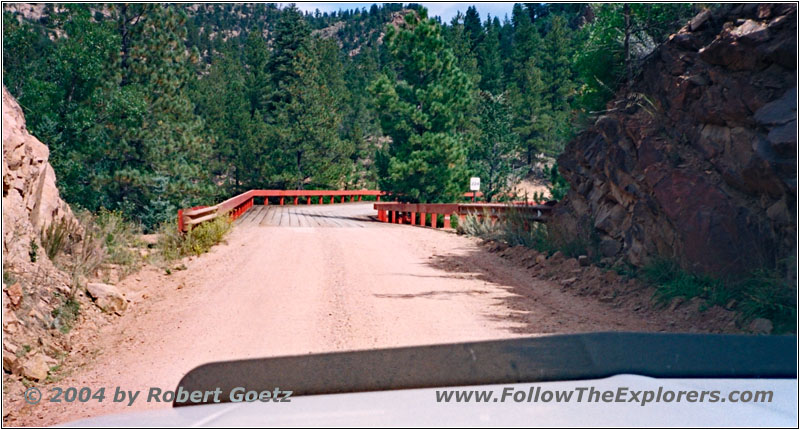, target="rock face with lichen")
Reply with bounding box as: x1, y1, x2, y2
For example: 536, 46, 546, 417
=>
554, 4, 796, 277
